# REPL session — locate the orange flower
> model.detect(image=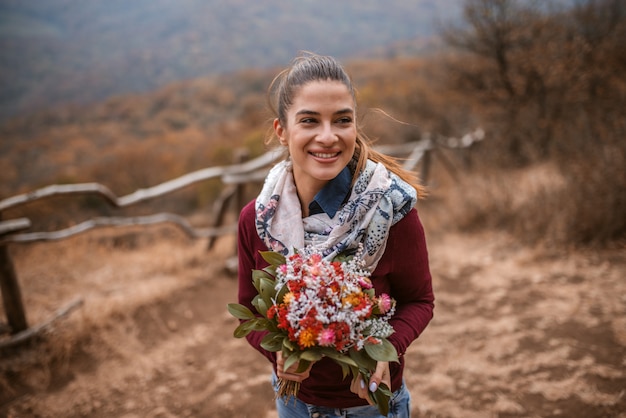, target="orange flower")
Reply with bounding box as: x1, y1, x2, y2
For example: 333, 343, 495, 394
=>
298, 328, 317, 348
282, 292, 295, 305
342, 292, 363, 308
